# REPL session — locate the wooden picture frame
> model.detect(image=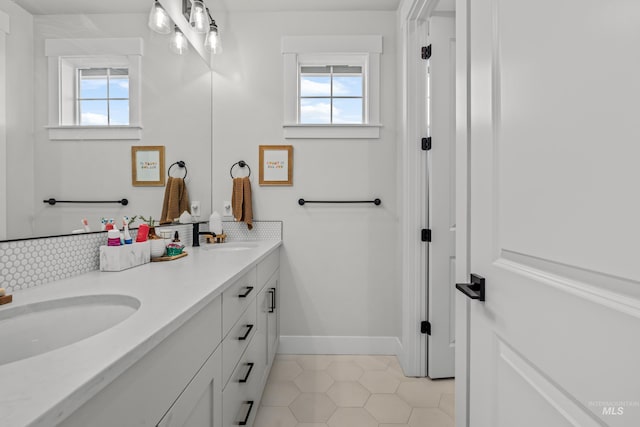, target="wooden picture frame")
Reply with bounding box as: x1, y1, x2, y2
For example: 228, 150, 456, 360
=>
259, 145, 293, 186
131, 146, 165, 186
